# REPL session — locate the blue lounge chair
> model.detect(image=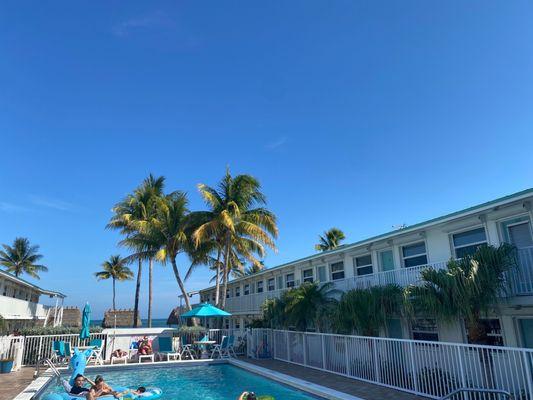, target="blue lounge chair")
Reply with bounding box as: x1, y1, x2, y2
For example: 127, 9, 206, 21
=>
225, 335, 237, 358
210, 336, 229, 359
157, 336, 181, 361
51, 341, 67, 364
